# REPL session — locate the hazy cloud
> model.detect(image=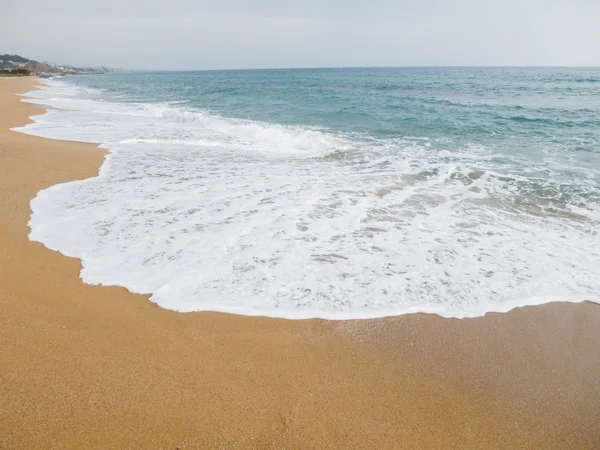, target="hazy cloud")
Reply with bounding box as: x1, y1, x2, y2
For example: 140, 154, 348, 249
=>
1, 0, 599, 69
